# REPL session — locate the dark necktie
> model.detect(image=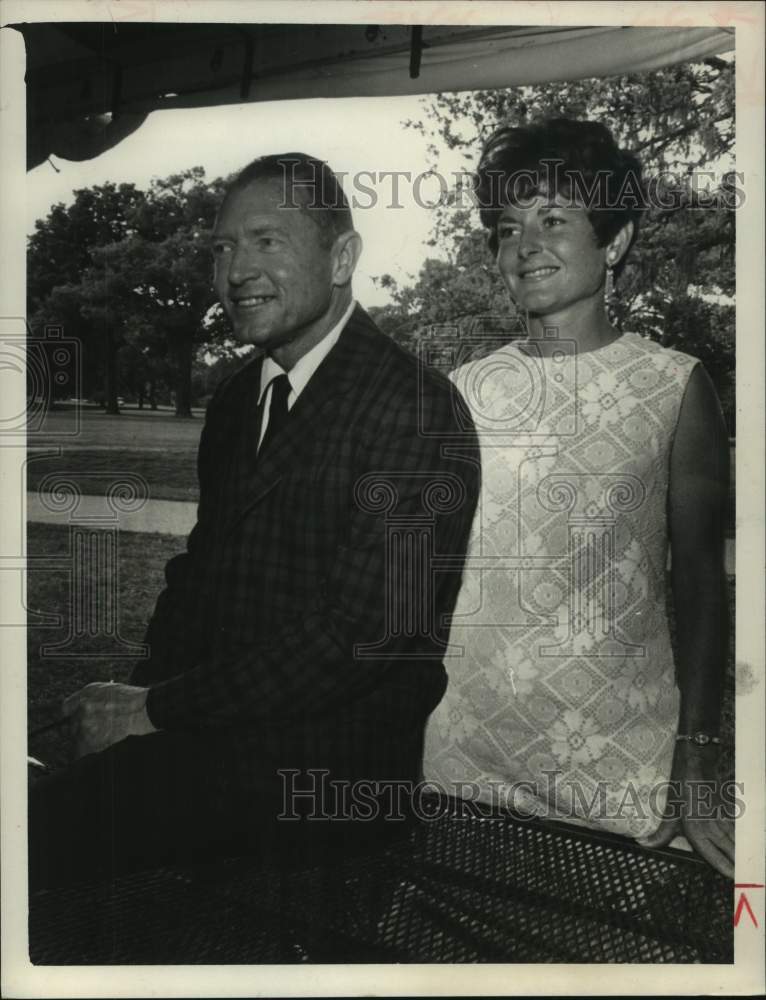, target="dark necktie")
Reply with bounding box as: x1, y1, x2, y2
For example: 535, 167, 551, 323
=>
258, 373, 291, 458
